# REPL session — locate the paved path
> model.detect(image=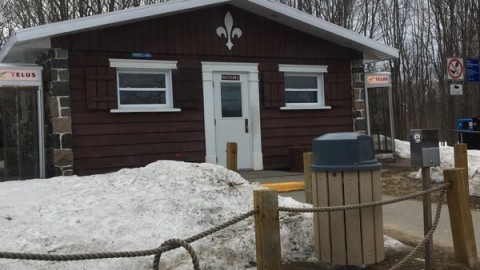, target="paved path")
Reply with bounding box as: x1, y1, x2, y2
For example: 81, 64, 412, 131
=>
382, 195, 480, 252
239, 170, 480, 256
